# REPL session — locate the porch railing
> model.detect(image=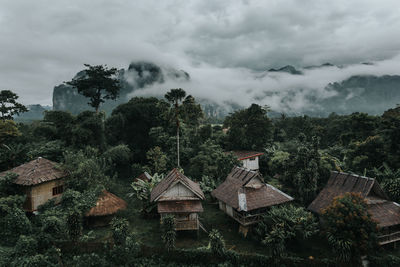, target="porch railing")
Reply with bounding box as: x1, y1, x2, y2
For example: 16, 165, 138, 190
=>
174, 219, 198, 230
232, 210, 262, 226
378, 231, 400, 245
